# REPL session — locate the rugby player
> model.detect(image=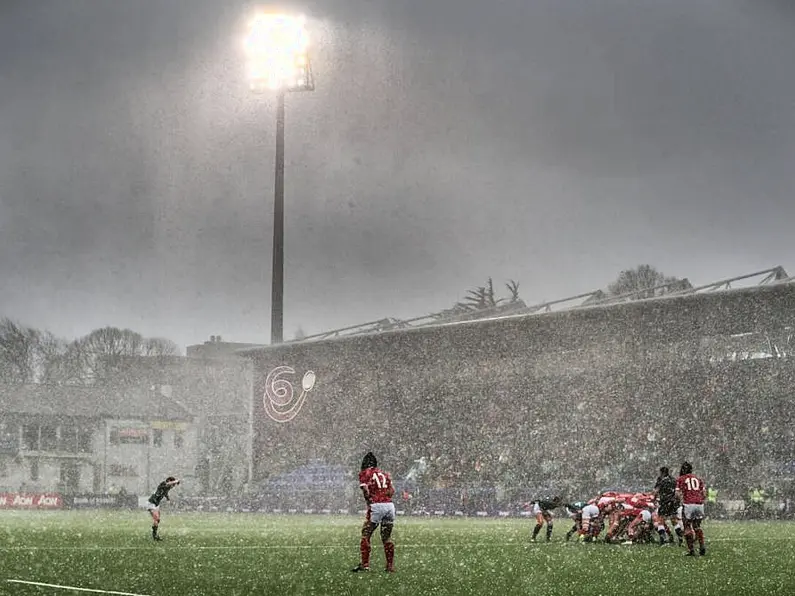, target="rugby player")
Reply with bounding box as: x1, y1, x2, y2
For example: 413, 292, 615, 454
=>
676, 462, 707, 556
146, 476, 180, 541
351, 452, 396, 573
653, 466, 683, 545
564, 501, 585, 541
622, 499, 656, 544
528, 495, 563, 542
580, 493, 619, 542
